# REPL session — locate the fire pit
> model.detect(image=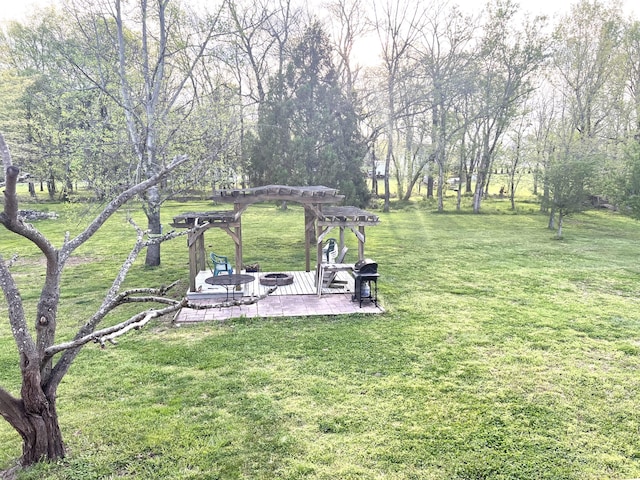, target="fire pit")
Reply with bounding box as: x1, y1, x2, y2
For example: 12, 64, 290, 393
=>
259, 273, 294, 286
